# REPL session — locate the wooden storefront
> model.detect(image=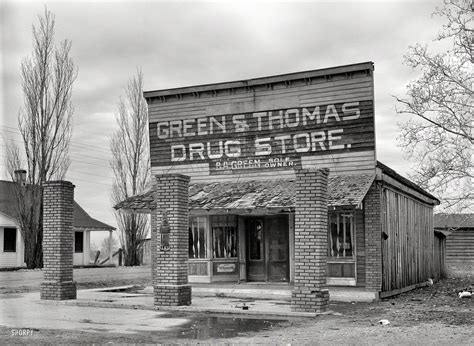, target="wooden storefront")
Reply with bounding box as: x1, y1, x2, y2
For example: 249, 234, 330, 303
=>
116, 62, 441, 296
